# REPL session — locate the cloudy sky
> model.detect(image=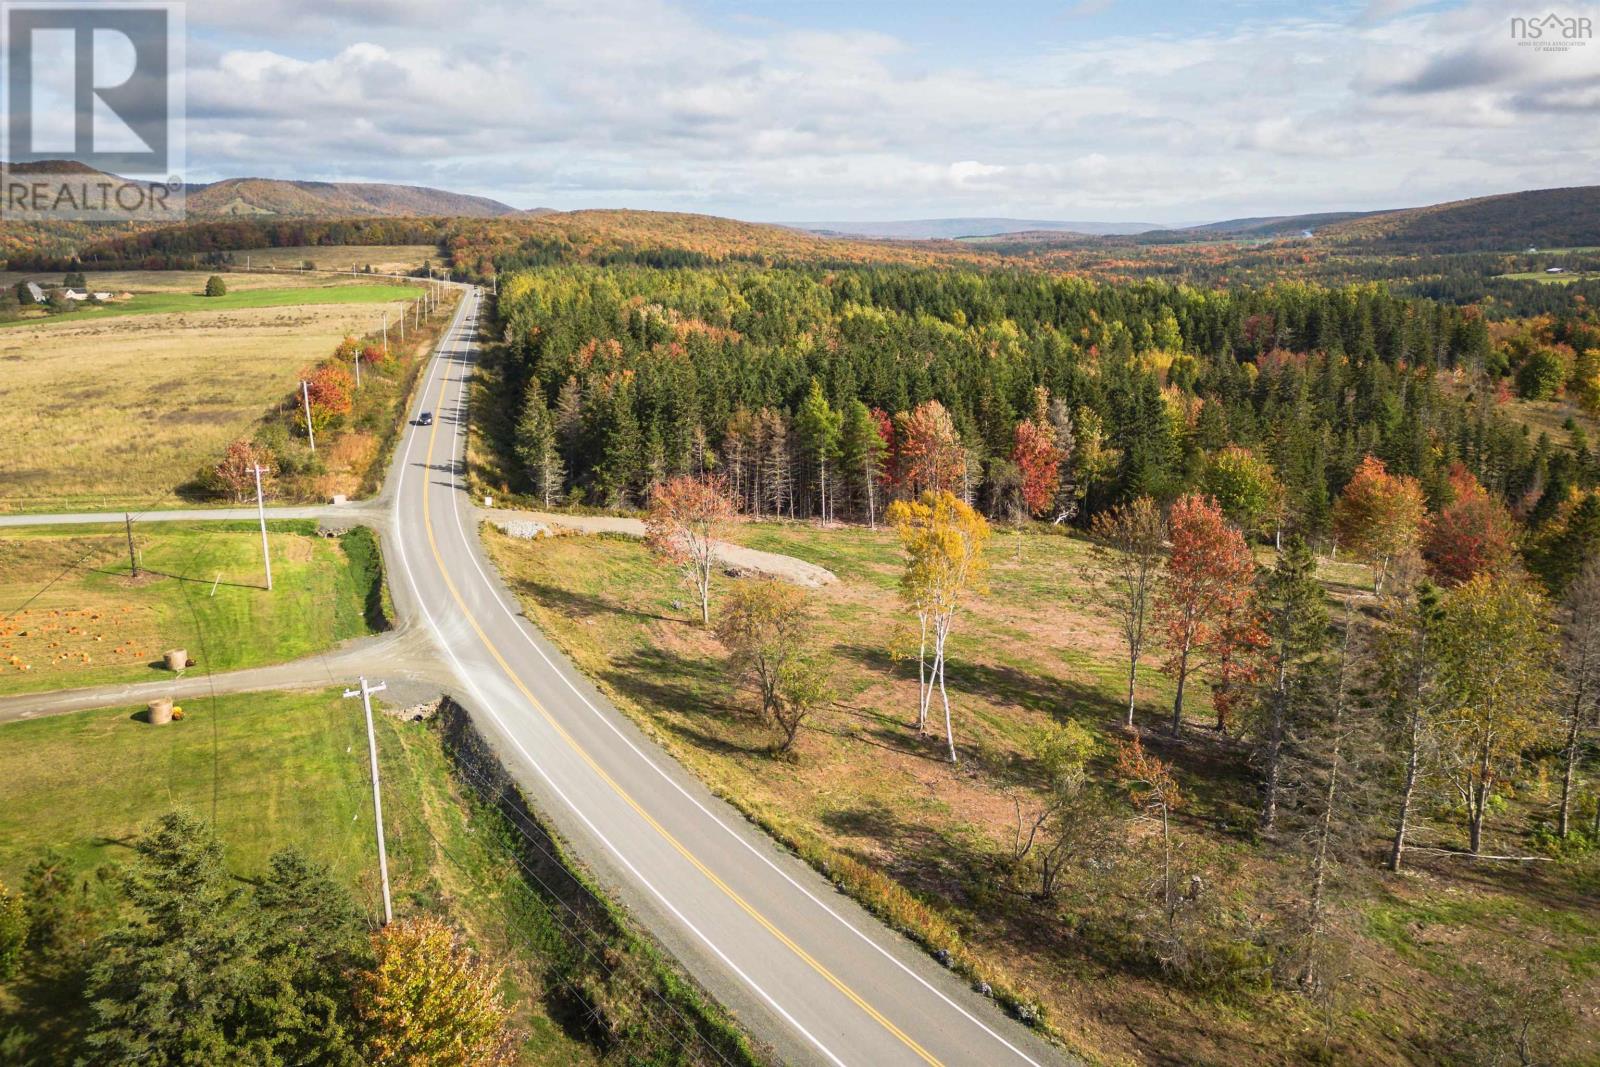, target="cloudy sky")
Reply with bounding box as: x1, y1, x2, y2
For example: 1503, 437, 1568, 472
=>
173, 0, 1599, 223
